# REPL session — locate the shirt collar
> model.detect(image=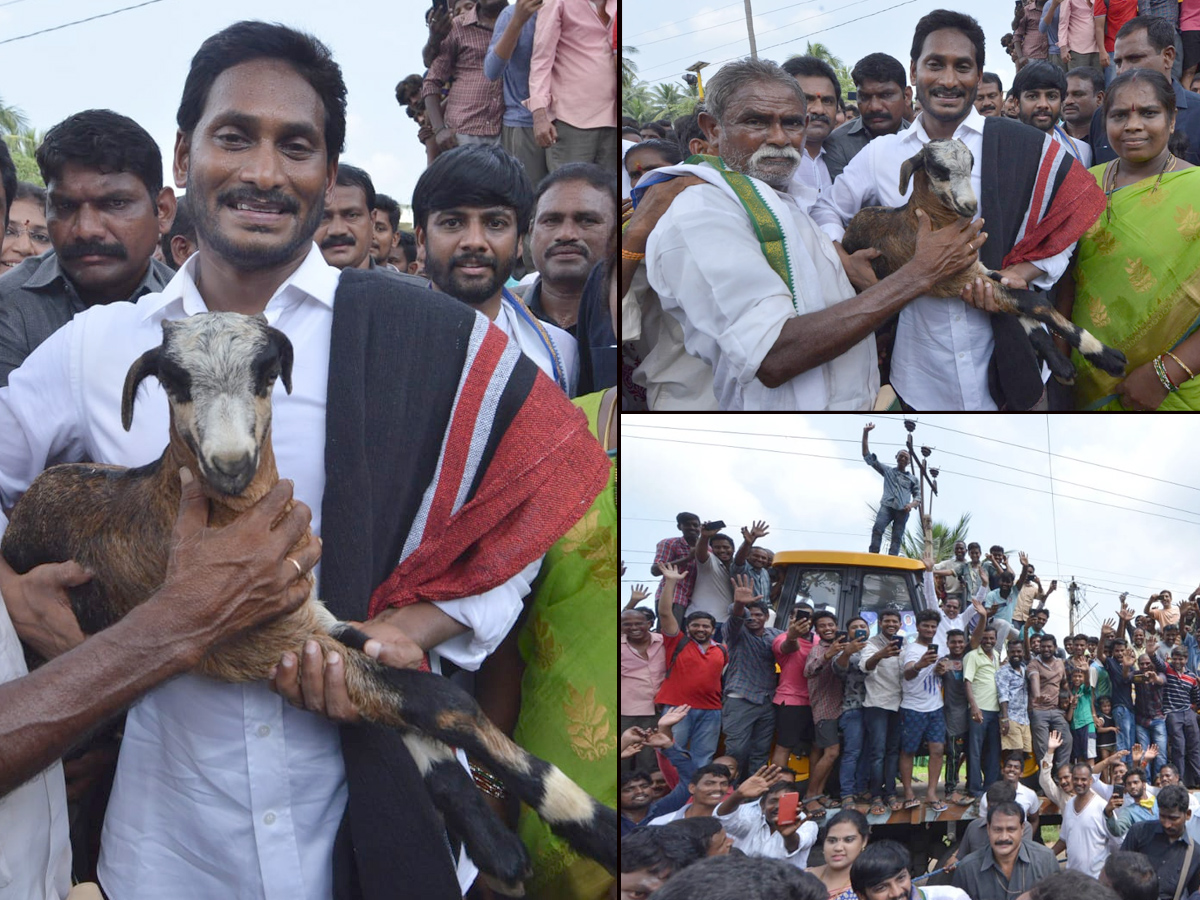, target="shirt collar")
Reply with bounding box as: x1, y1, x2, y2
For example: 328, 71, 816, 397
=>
25, 249, 170, 301
138, 242, 340, 322
904, 107, 987, 146
22, 250, 70, 290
